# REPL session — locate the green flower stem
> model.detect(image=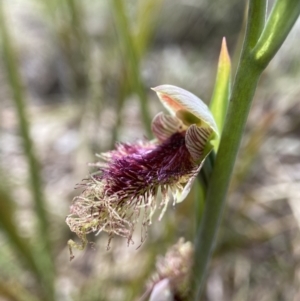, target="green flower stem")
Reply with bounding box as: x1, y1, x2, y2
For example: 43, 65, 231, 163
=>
243, 0, 267, 50
253, 0, 300, 69
0, 4, 54, 300
193, 59, 261, 300
192, 0, 300, 299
